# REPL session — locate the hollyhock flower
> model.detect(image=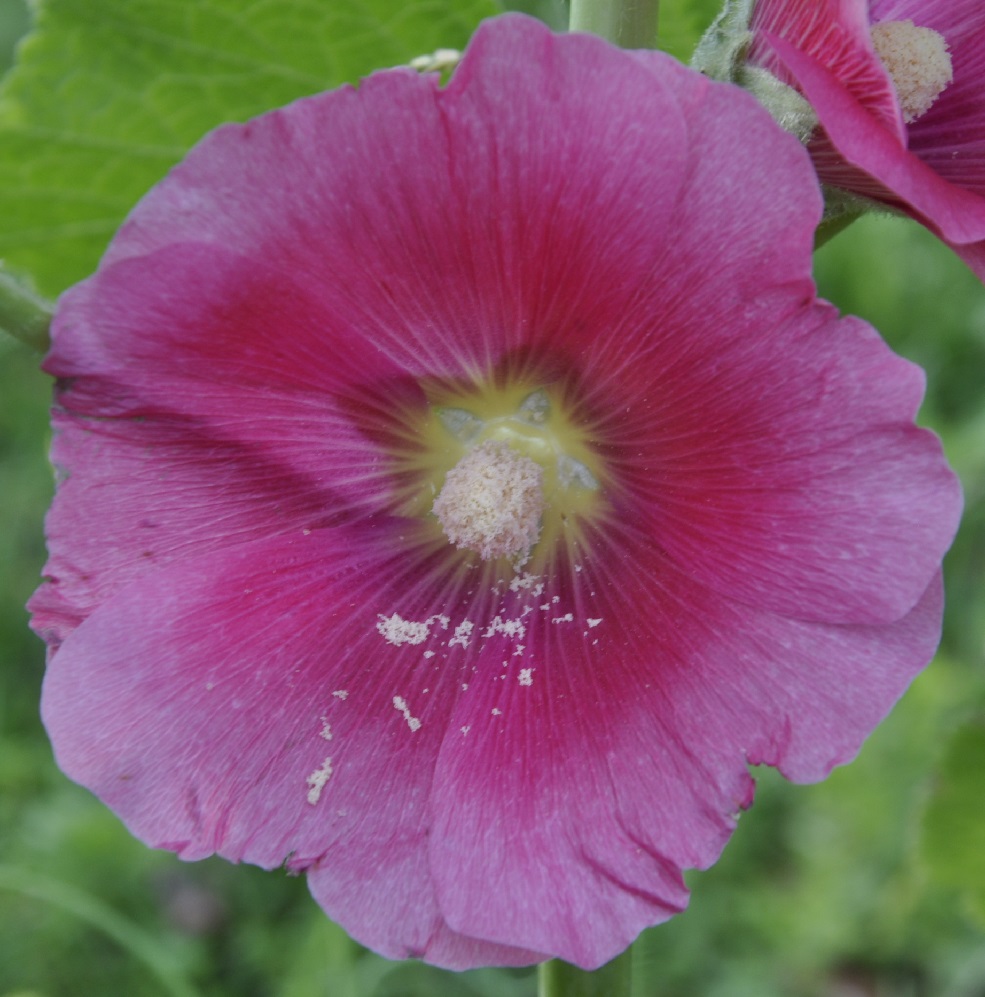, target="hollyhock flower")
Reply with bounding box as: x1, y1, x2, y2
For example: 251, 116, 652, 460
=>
740, 0, 985, 271
31, 13, 960, 971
